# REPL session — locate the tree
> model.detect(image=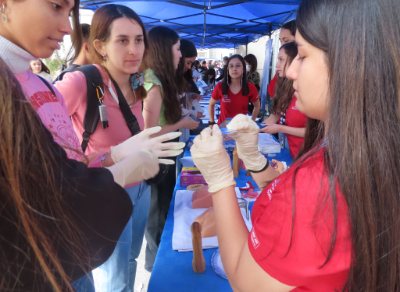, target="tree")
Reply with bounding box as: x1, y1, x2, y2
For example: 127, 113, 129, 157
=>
44, 42, 67, 77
